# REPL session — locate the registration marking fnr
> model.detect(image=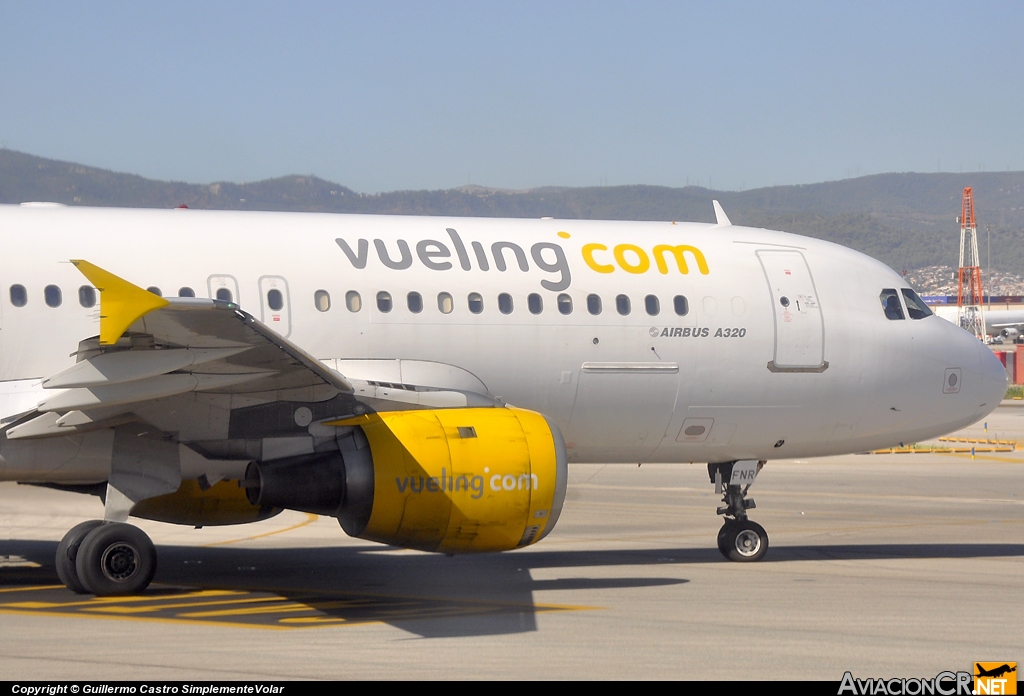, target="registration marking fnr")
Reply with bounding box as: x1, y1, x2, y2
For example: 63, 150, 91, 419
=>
0, 585, 591, 630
